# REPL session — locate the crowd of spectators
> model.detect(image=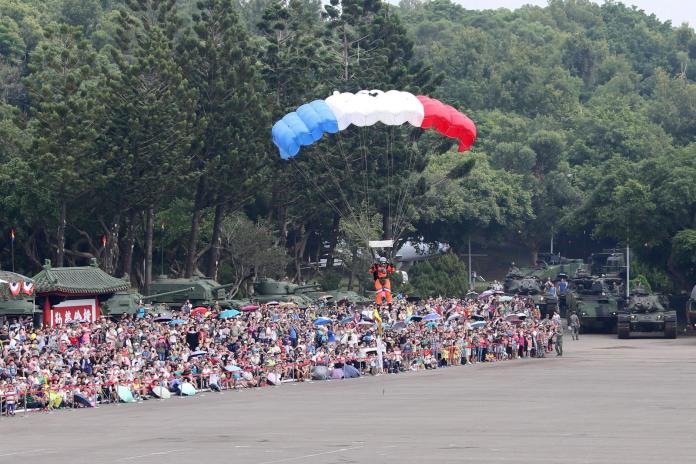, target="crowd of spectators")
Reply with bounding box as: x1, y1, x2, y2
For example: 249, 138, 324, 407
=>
0, 293, 565, 416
